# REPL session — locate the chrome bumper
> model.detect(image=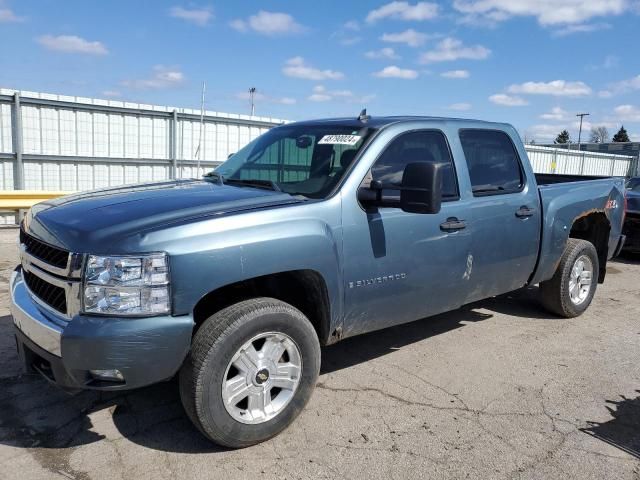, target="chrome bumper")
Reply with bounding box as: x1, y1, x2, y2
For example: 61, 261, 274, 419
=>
10, 267, 64, 356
